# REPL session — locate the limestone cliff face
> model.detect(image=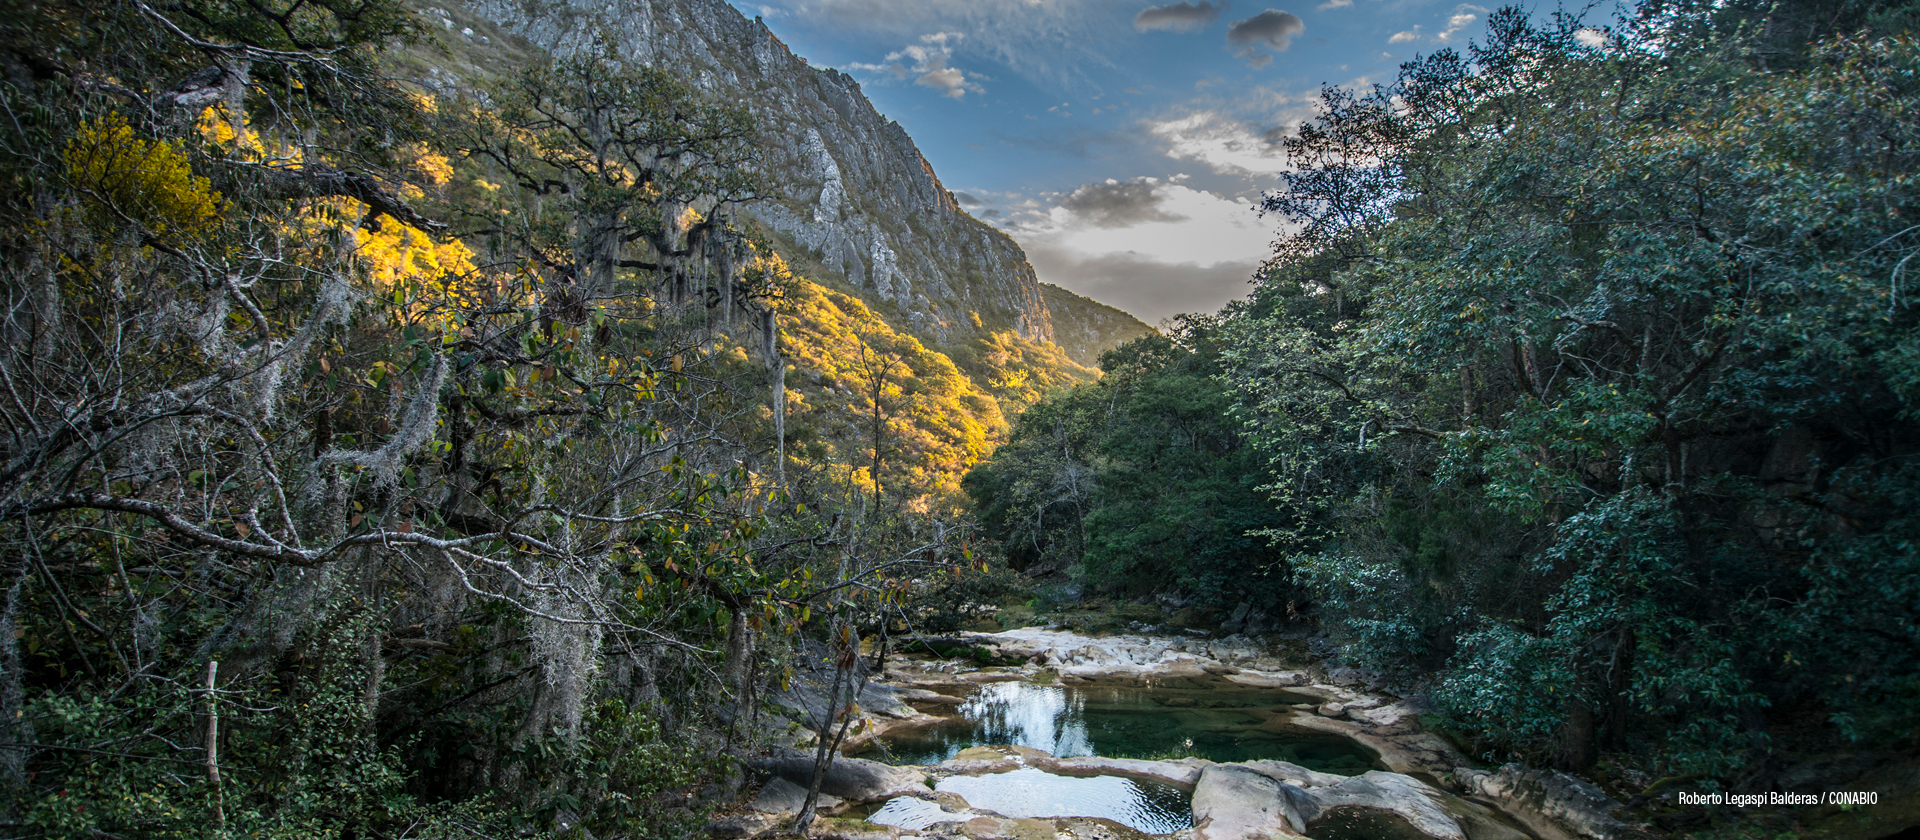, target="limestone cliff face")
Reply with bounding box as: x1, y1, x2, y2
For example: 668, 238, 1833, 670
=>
450, 0, 1055, 345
